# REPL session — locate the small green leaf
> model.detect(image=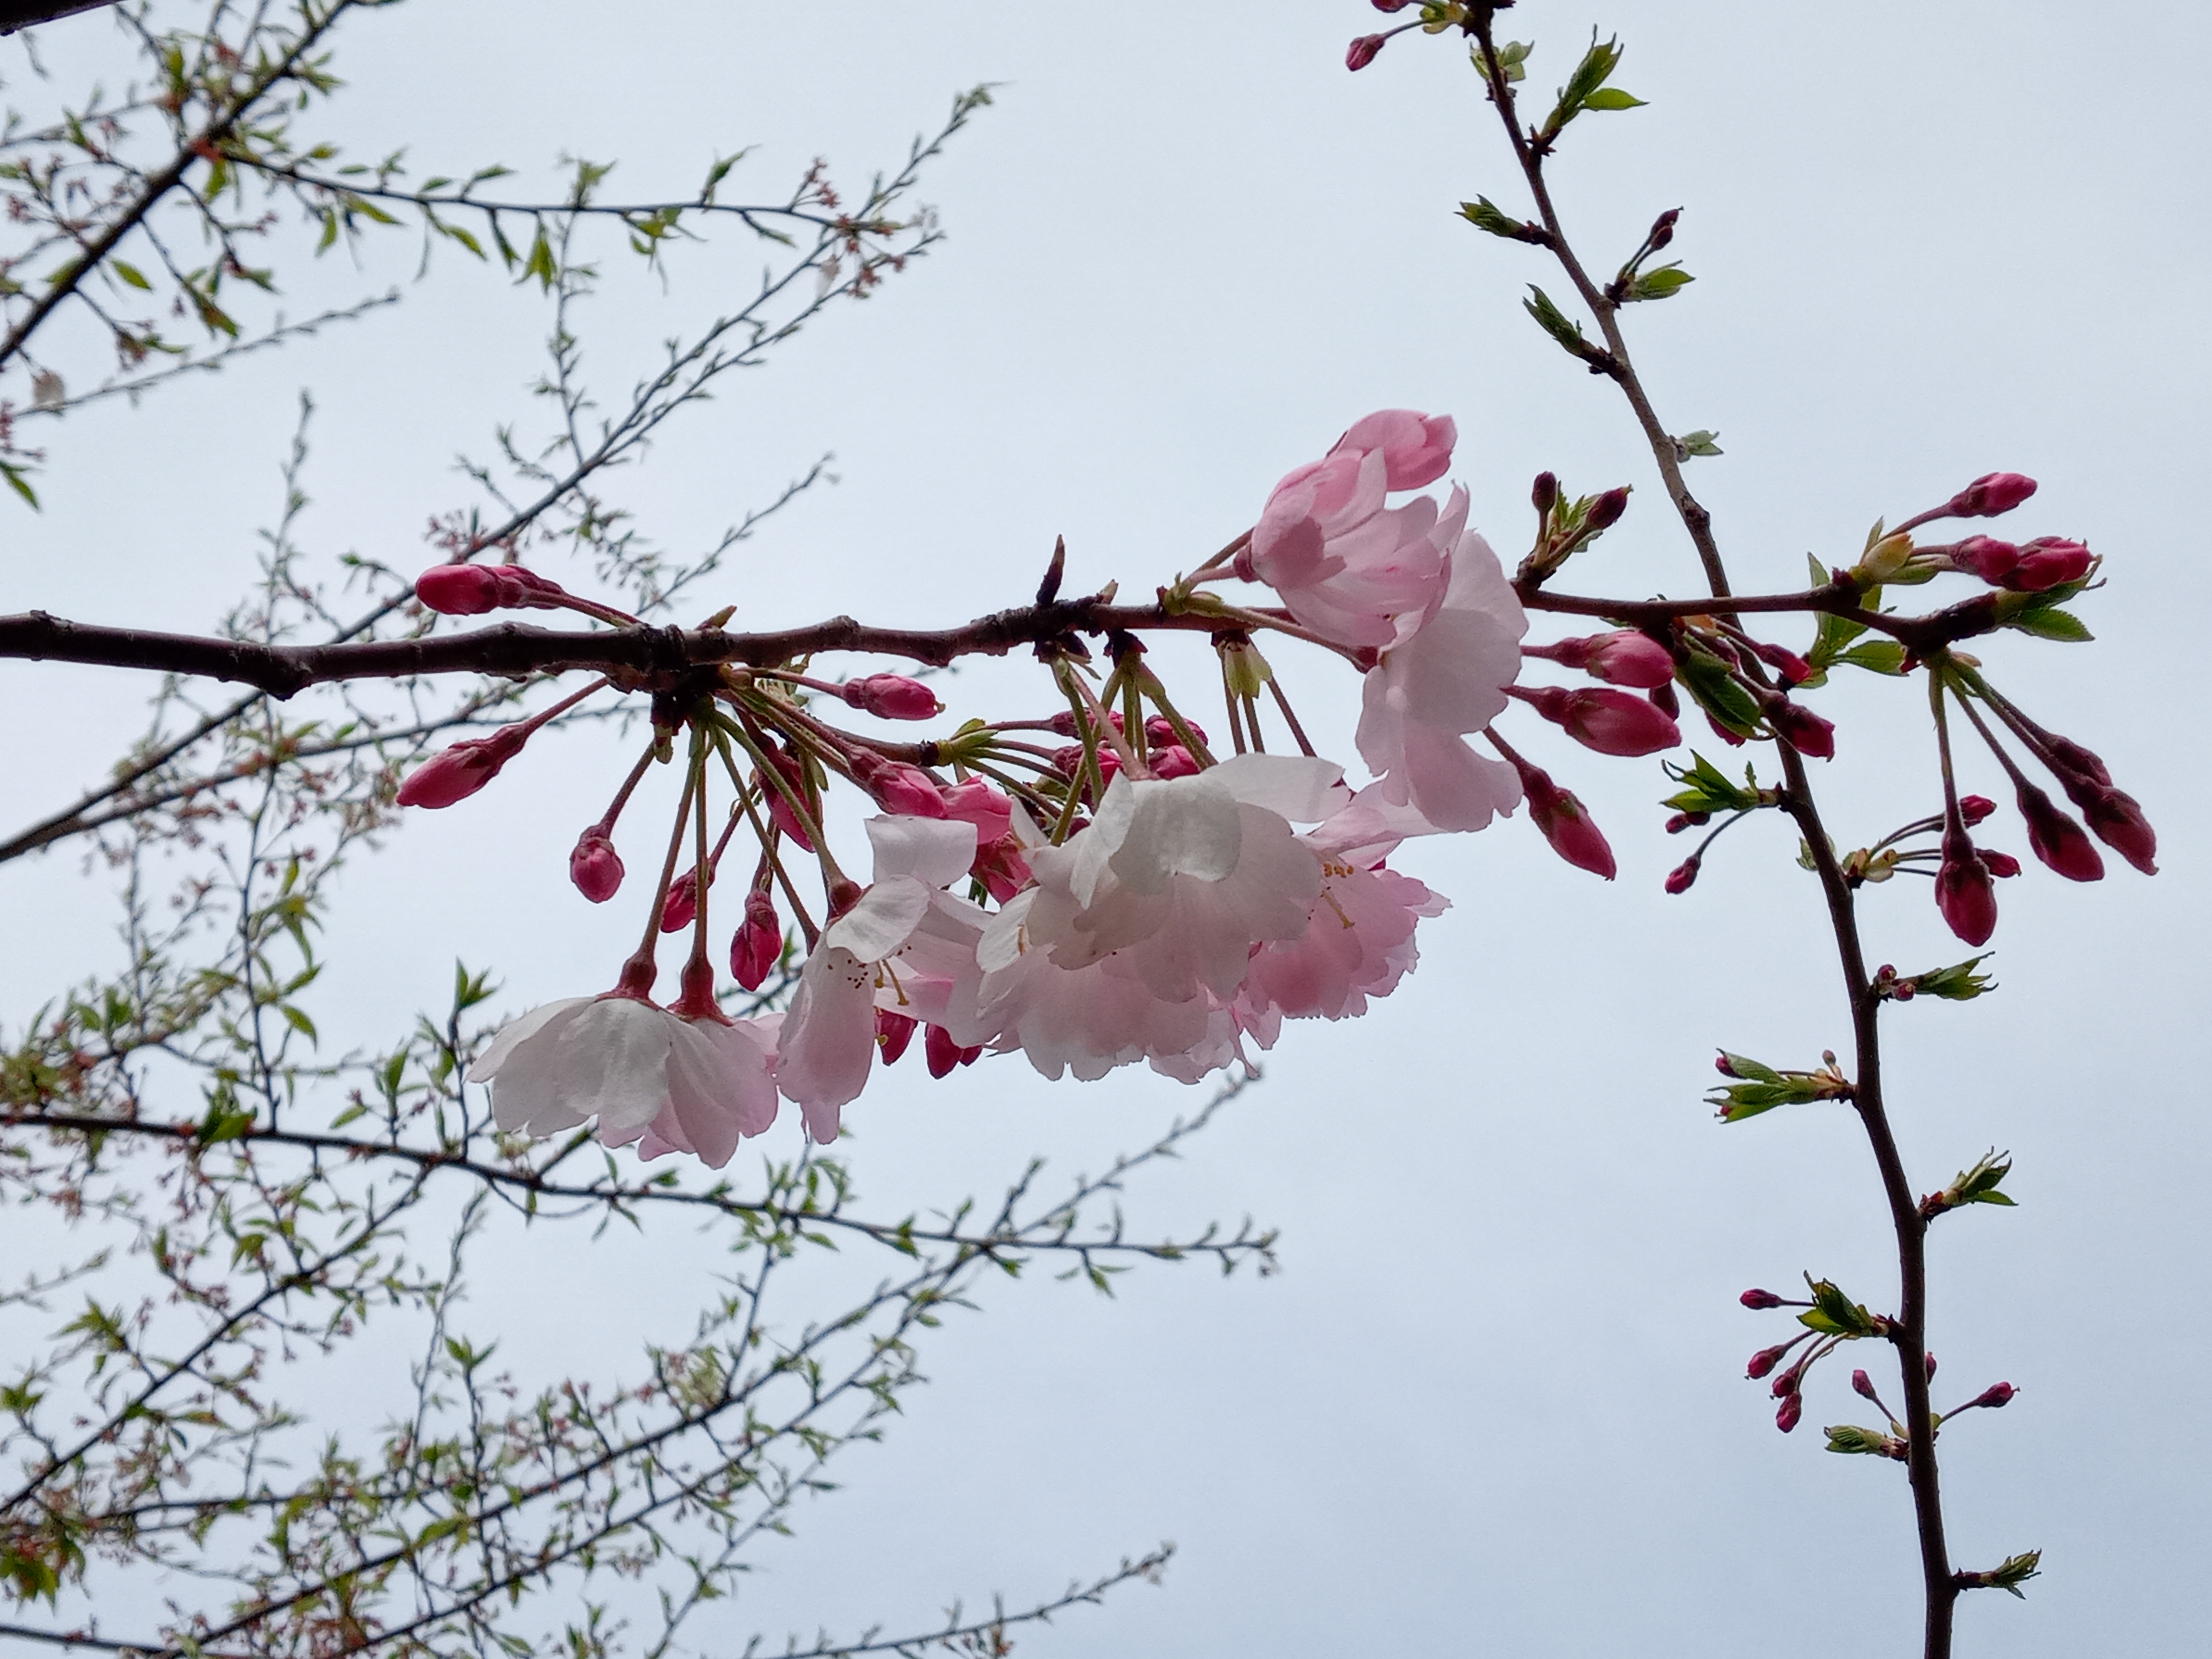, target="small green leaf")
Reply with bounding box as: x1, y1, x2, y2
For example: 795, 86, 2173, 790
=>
1836, 640, 1909, 675
1677, 429, 1723, 457
2005, 605, 2093, 643
1627, 263, 1693, 301
110, 259, 152, 291
1581, 87, 1647, 110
